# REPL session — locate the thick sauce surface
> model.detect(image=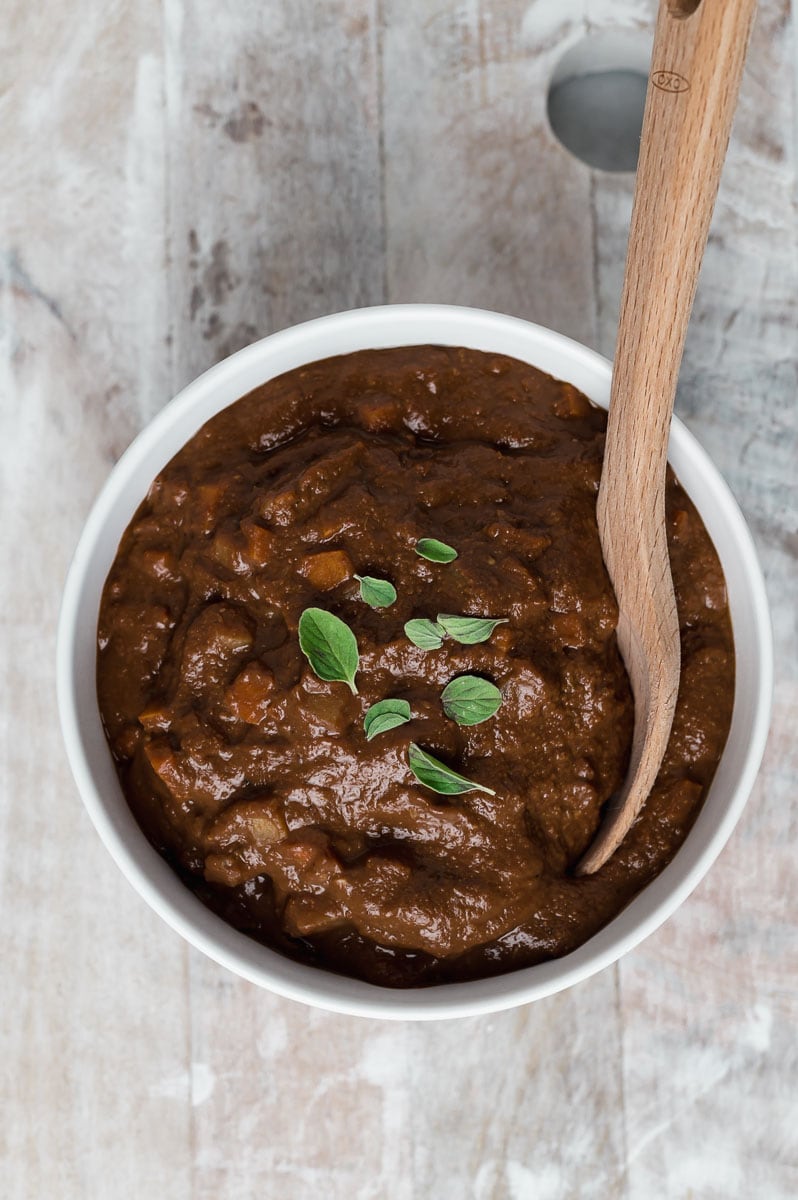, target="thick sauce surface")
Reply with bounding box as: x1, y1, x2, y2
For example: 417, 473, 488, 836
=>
97, 347, 734, 986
